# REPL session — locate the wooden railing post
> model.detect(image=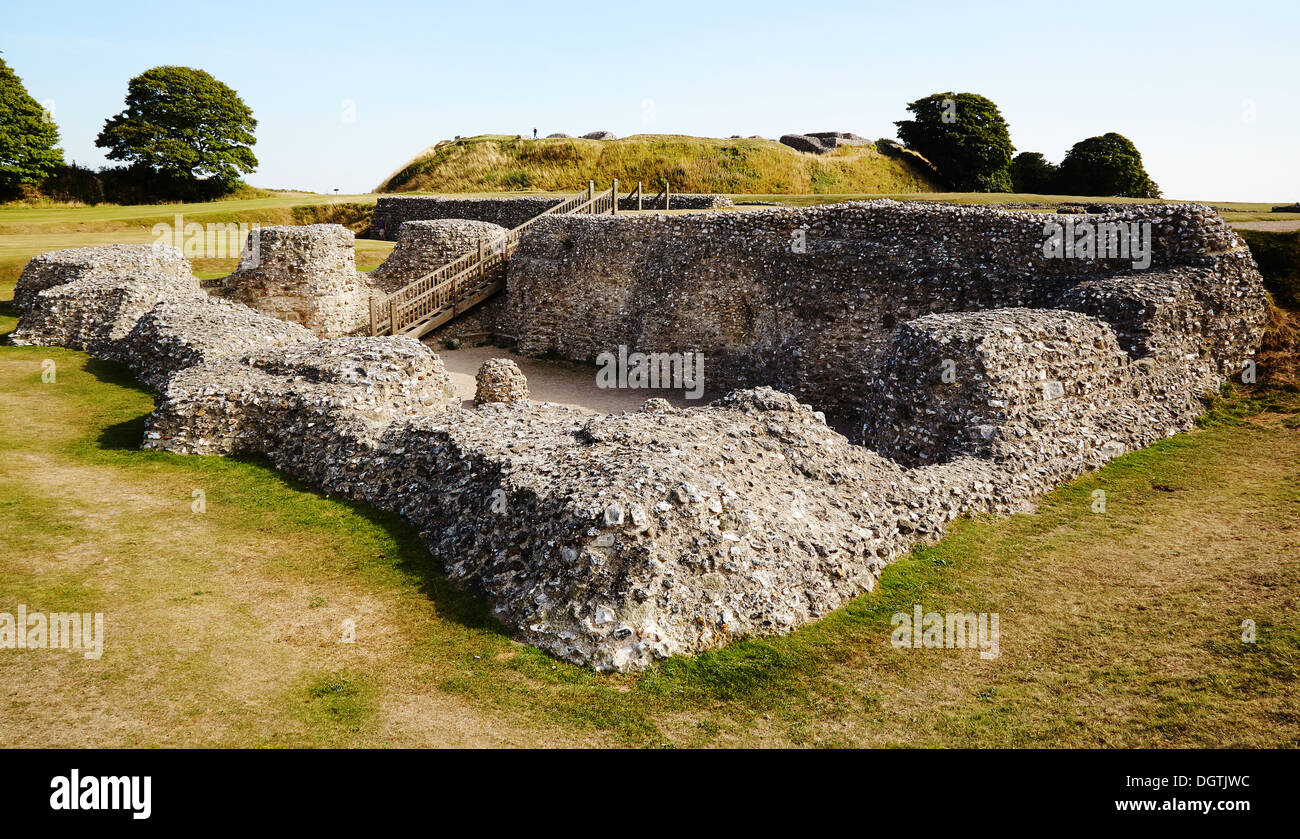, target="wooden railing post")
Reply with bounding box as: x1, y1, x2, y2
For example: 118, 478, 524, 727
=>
665, 180, 671, 211
637, 181, 643, 211
376, 181, 634, 338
